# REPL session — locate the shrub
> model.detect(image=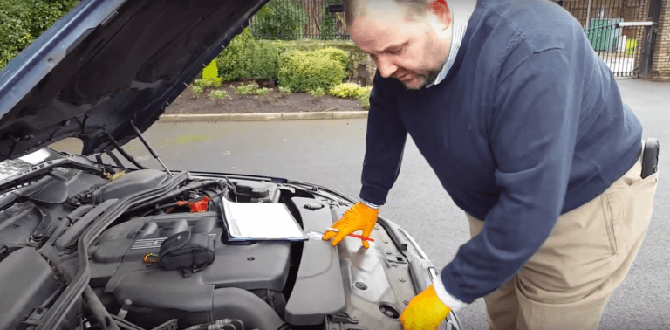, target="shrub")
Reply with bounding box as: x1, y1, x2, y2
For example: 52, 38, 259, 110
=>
27, 0, 80, 37
270, 40, 292, 55
246, 41, 280, 80
191, 86, 203, 98
233, 82, 259, 95
215, 29, 280, 82
314, 47, 349, 70
0, 0, 80, 70
249, 0, 308, 40
202, 60, 222, 86
210, 90, 230, 103
255, 87, 272, 96
330, 82, 372, 99
358, 87, 372, 109
278, 86, 291, 95
194, 79, 219, 88
0, 4, 30, 69
216, 28, 255, 81
278, 50, 347, 93
308, 87, 325, 98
